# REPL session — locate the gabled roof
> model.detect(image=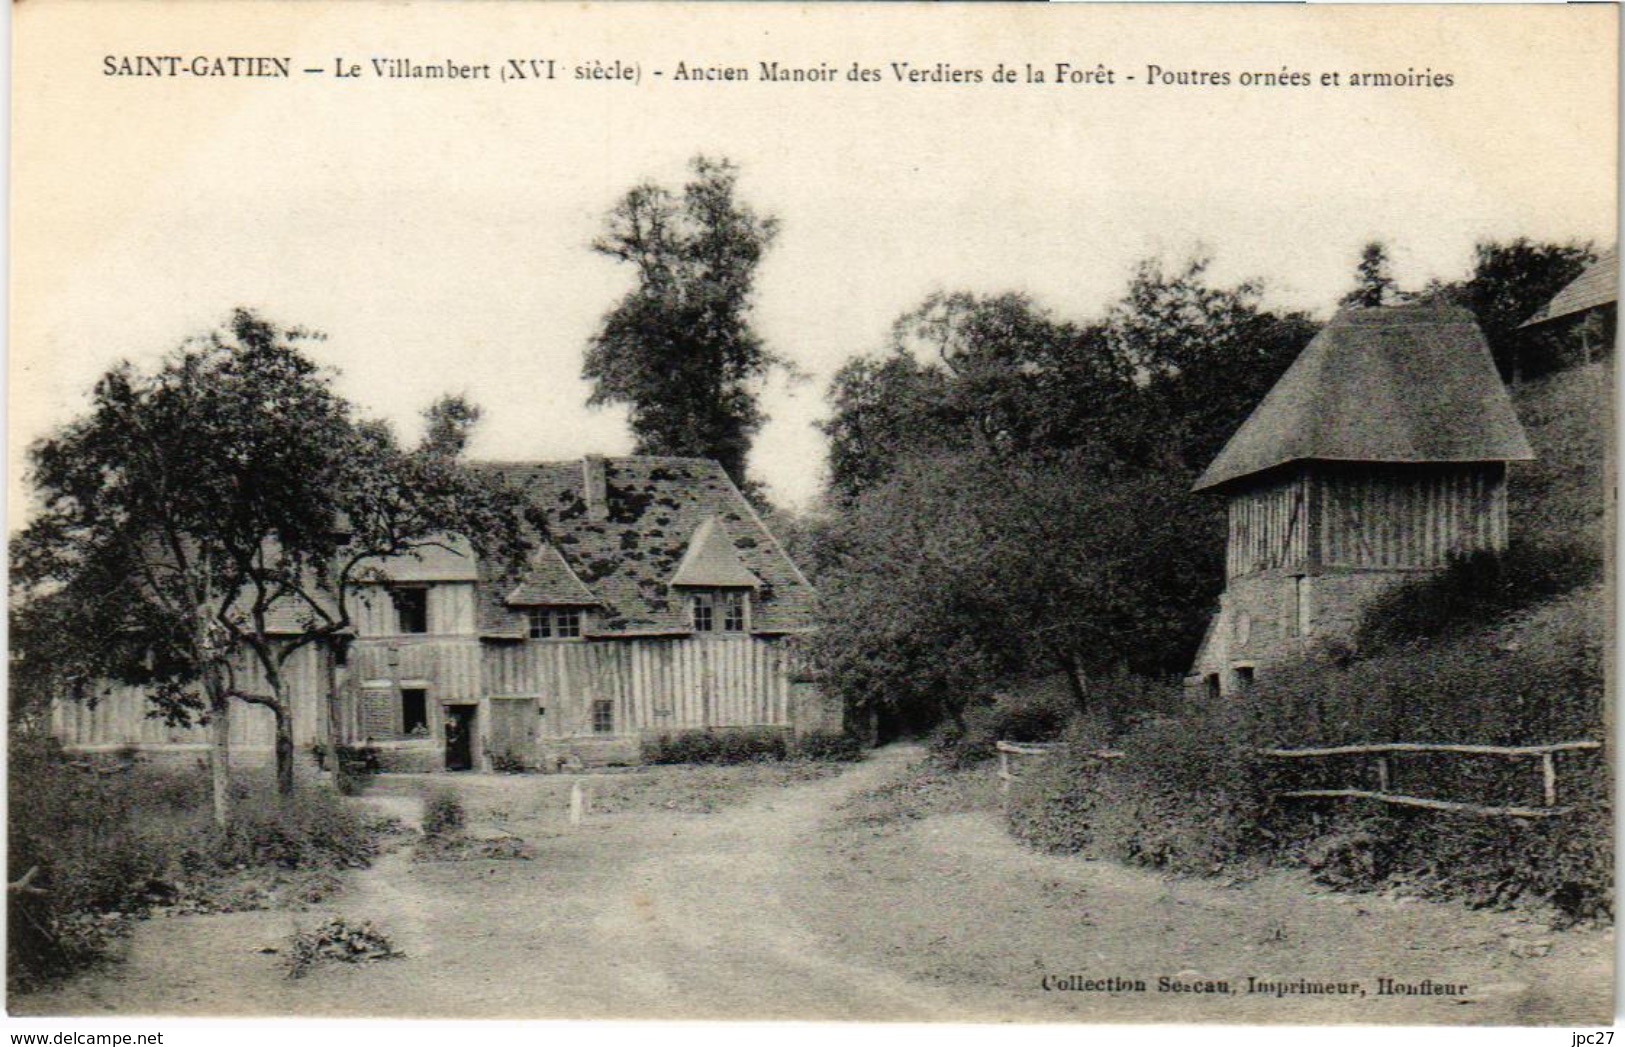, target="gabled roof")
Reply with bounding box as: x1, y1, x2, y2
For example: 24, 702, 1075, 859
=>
474, 457, 815, 636
669, 516, 763, 588
1195, 304, 1535, 491
1521, 247, 1618, 328
504, 543, 597, 606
